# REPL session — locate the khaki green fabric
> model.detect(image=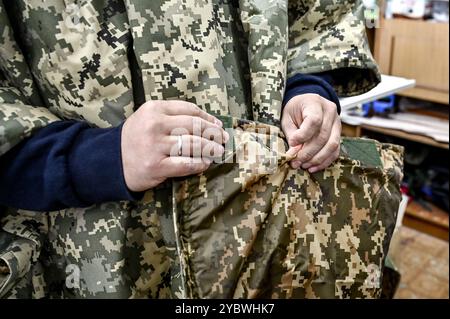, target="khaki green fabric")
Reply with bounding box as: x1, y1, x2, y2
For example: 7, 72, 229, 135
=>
0, 0, 393, 299
287, 0, 381, 96
173, 118, 403, 298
